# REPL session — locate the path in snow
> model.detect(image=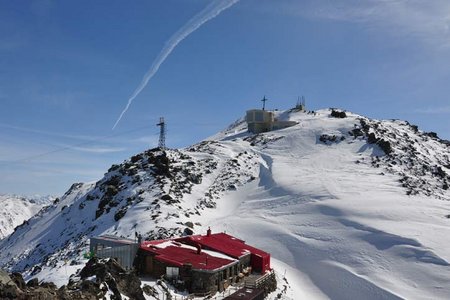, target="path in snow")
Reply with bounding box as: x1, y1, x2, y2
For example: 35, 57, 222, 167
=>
203, 115, 450, 299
